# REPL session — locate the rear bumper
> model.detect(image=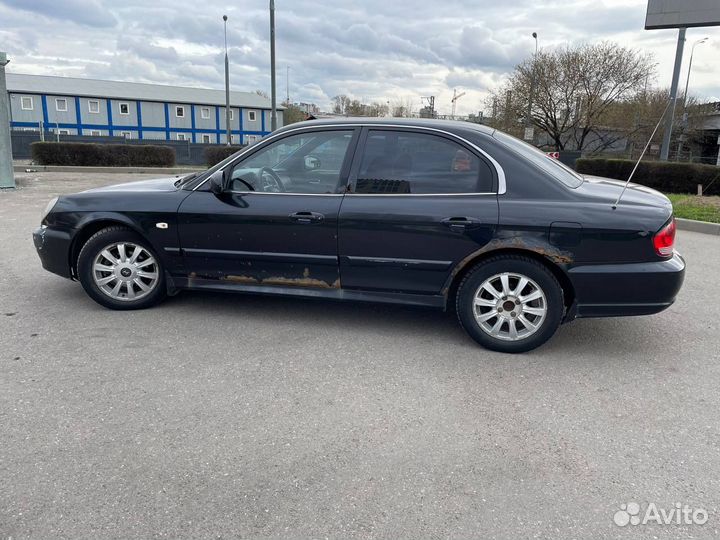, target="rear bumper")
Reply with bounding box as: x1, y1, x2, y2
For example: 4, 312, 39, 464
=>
33, 226, 73, 279
567, 252, 685, 319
